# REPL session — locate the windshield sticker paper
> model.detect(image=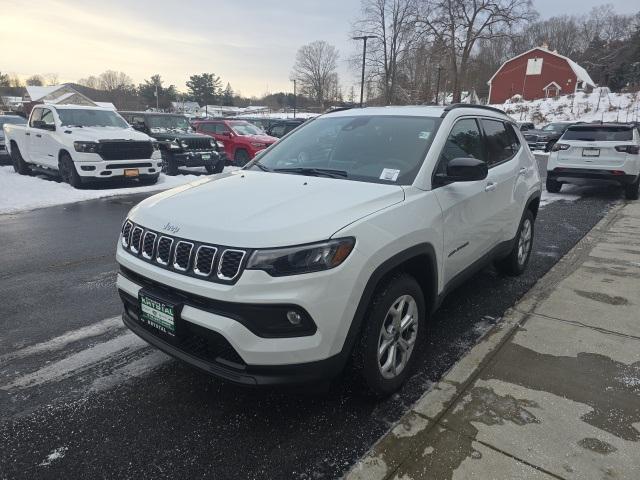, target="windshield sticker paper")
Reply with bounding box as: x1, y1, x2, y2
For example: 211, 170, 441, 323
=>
418, 131, 432, 140
380, 168, 400, 181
